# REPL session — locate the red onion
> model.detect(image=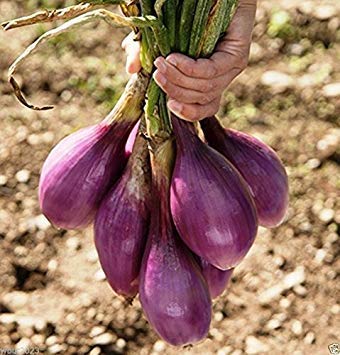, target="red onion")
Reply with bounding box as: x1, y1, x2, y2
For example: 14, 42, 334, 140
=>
170, 116, 258, 270
200, 259, 233, 299
94, 130, 151, 299
139, 139, 211, 346
39, 73, 148, 229
201, 117, 289, 227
